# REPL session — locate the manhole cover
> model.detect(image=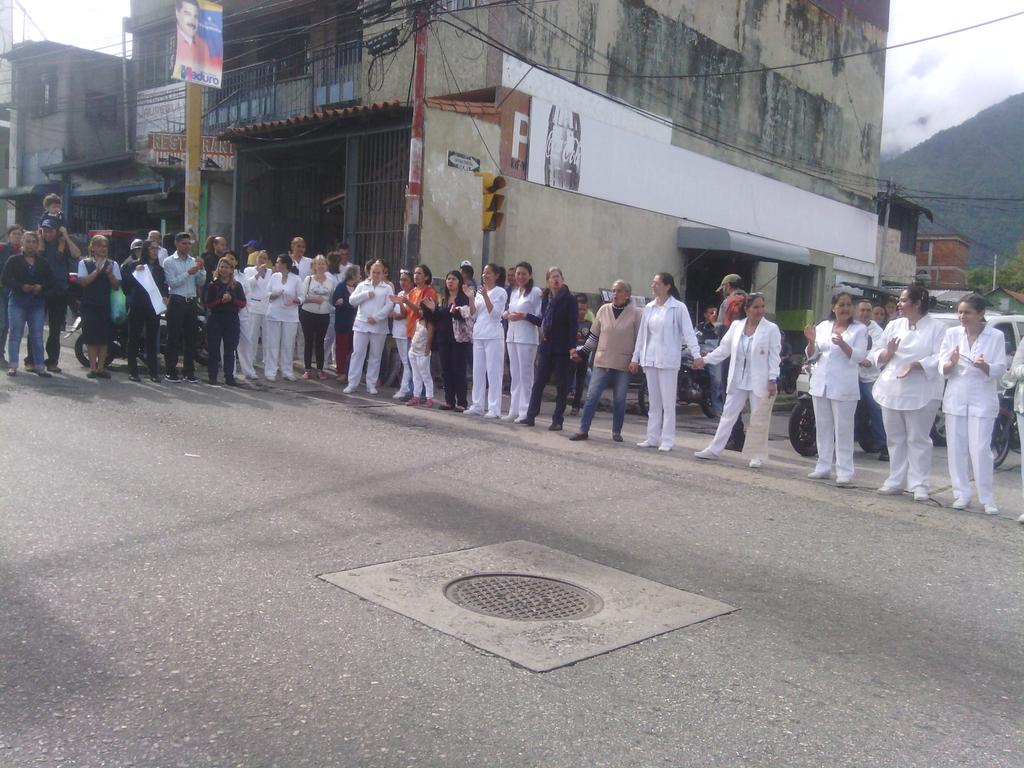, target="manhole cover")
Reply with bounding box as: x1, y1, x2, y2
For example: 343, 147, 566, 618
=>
444, 573, 603, 621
